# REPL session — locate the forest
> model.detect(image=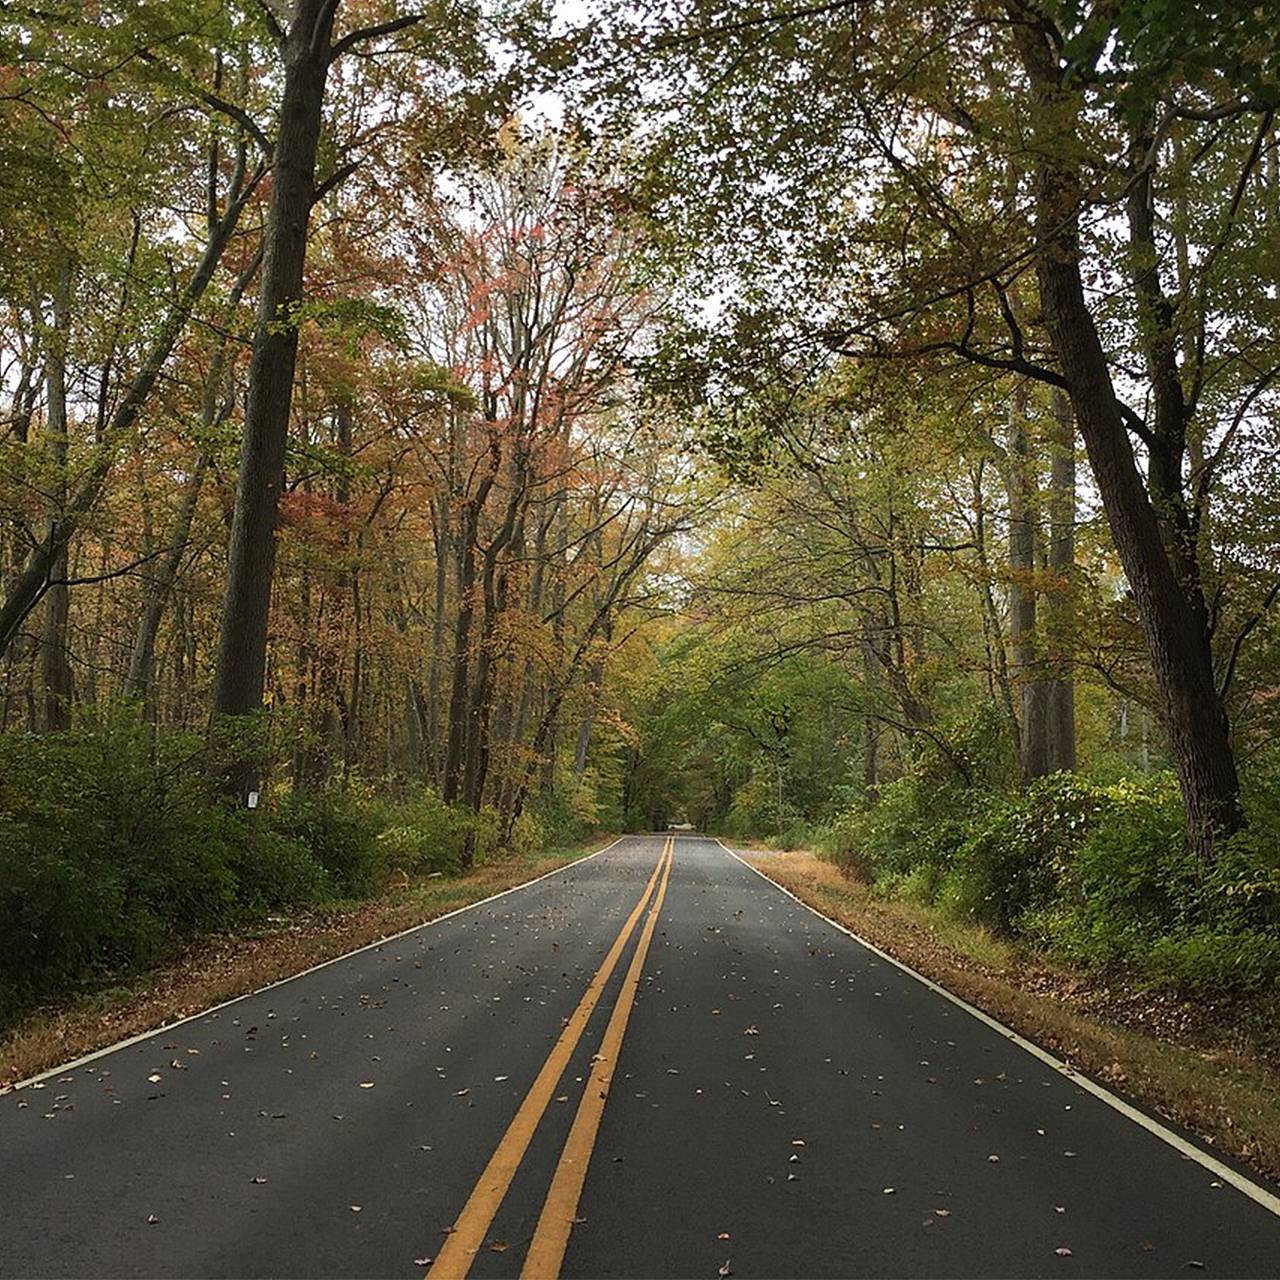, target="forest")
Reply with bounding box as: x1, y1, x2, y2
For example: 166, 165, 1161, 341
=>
1, 0, 1278, 1034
